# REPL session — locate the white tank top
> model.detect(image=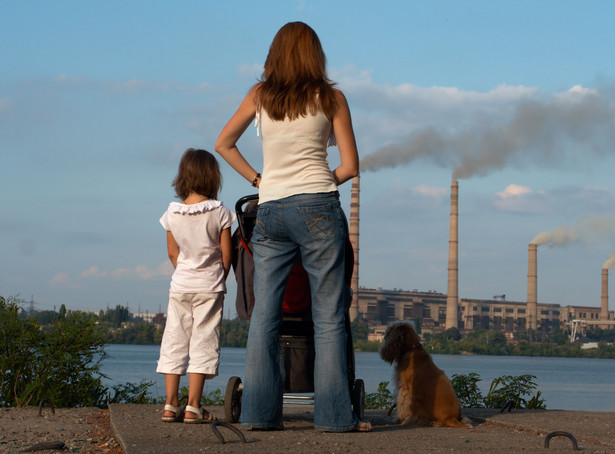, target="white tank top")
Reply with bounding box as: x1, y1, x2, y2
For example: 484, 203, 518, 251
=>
256, 107, 337, 204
